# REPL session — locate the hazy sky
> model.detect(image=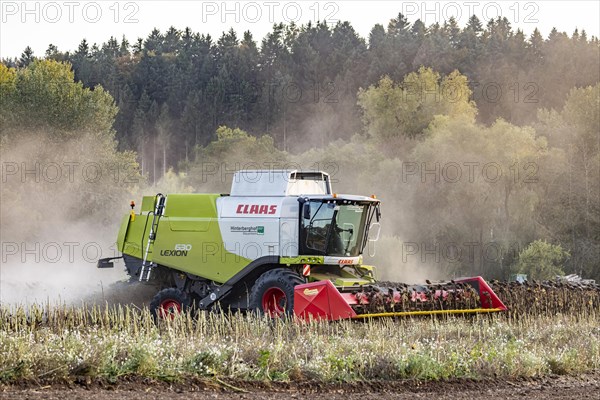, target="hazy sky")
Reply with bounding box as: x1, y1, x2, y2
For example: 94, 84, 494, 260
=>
1, 1, 599, 58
